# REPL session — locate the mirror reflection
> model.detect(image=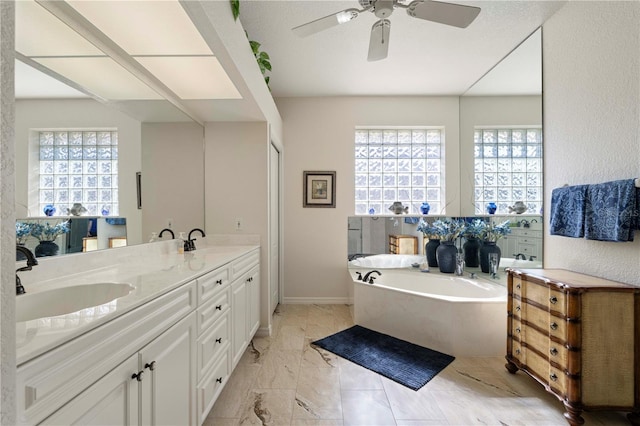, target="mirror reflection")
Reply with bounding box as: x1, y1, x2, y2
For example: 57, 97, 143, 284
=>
16, 217, 127, 259
348, 215, 543, 270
